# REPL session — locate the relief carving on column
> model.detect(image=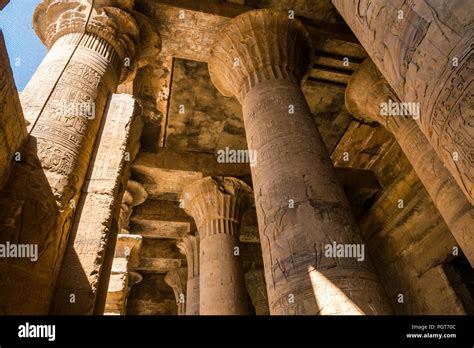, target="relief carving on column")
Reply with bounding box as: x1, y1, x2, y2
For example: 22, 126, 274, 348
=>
33, 0, 139, 81
346, 59, 474, 265
332, 0, 473, 204
244, 267, 270, 315
0, 0, 142, 313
